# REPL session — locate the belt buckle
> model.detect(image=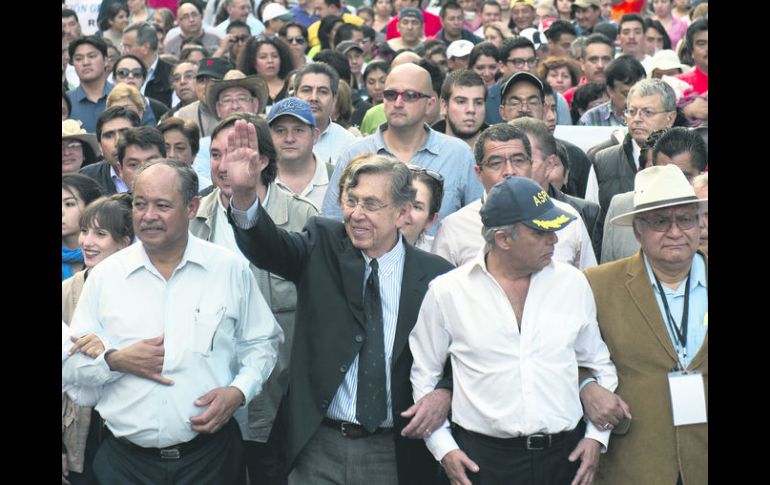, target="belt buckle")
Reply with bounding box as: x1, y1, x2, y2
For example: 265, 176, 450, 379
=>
526, 434, 551, 450
340, 422, 350, 438
160, 447, 181, 460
